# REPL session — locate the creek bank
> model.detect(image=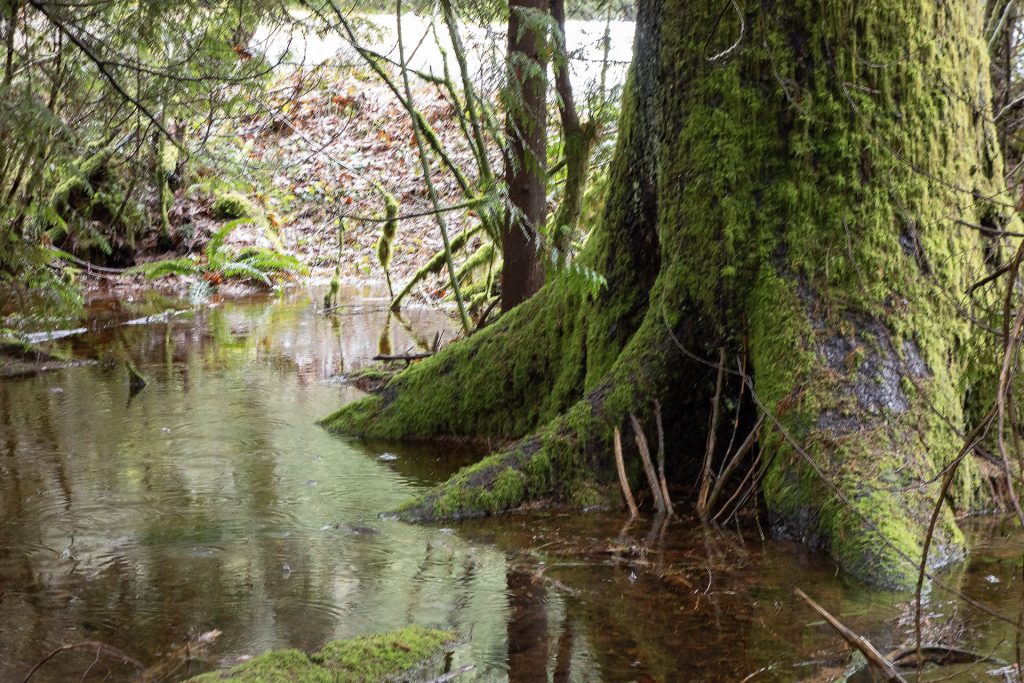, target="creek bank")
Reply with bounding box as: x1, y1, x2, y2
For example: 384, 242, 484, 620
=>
0, 337, 93, 379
